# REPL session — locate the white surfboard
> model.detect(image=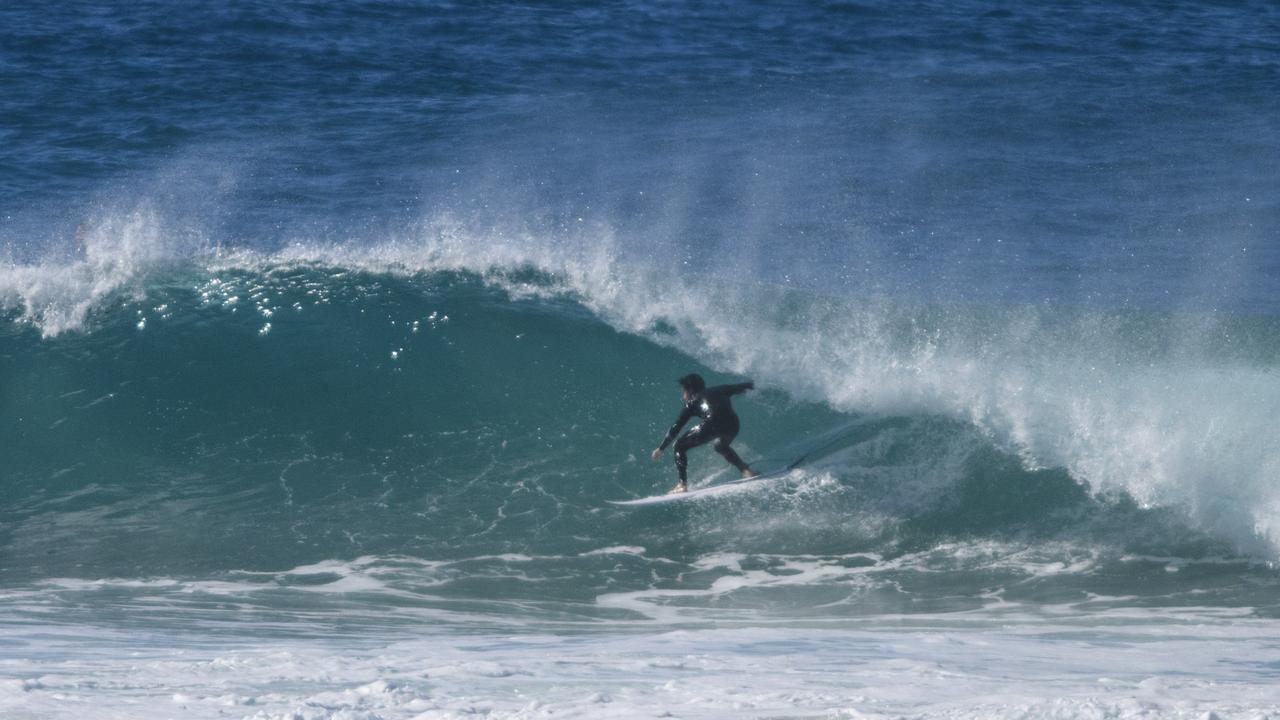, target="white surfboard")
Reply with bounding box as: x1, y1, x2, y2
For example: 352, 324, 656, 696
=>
607, 469, 791, 507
